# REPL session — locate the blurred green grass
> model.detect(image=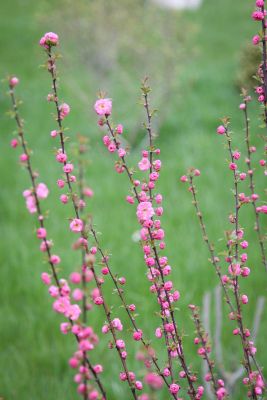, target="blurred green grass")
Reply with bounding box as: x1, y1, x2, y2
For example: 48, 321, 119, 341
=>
0, 0, 266, 399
